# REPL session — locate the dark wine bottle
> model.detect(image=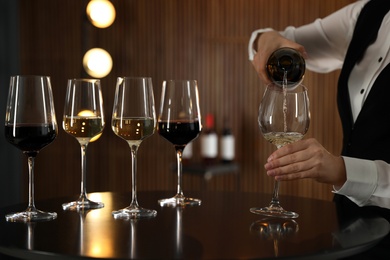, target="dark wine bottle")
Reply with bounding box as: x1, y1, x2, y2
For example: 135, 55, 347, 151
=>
266, 47, 305, 87
182, 141, 193, 165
